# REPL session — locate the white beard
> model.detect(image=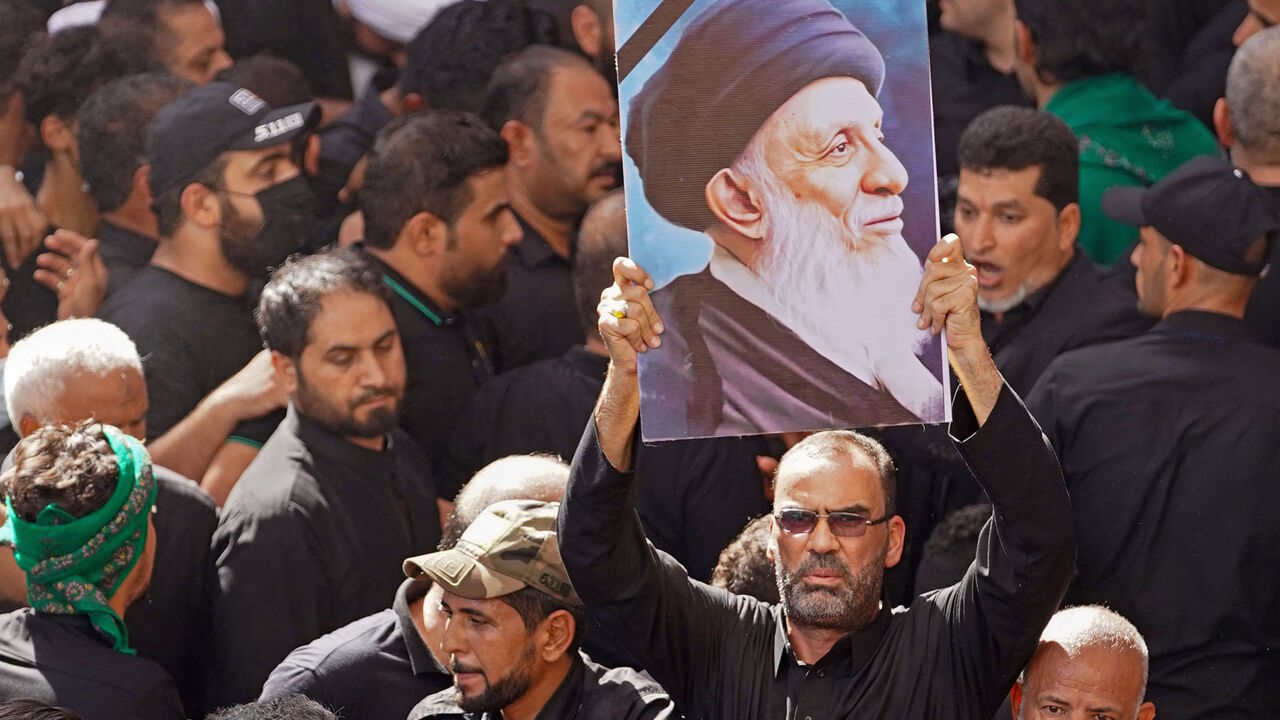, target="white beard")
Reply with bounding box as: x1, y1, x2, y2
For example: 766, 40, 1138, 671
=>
977, 282, 1030, 315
